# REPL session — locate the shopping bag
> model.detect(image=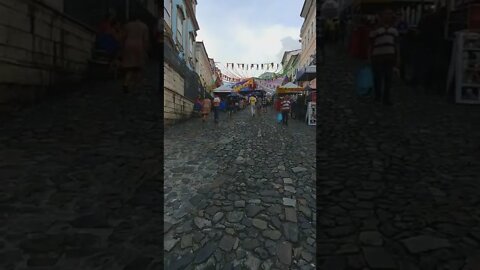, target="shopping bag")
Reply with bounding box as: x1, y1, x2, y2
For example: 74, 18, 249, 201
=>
277, 113, 283, 122
356, 65, 373, 96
